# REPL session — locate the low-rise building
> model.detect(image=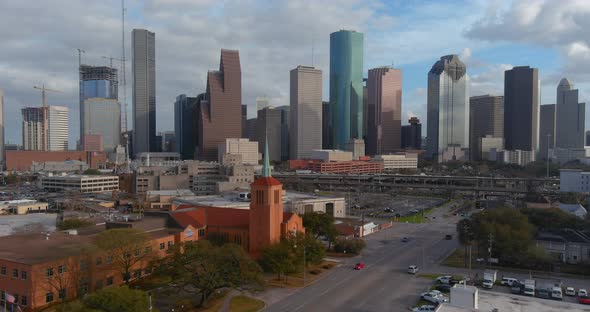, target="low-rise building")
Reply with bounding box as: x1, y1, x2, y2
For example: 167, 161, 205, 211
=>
6, 151, 107, 171
284, 192, 346, 217
31, 160, 89, 173
536, 229, 590, 264
218, 138, 260, 166
373, 153, 418, 171
558, 203, 587, 218
502, 149, 536, 166
559, 169, 590, 192
311, 149, 353, 162
0, 200, 48, 215
41, 175, 119, 193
